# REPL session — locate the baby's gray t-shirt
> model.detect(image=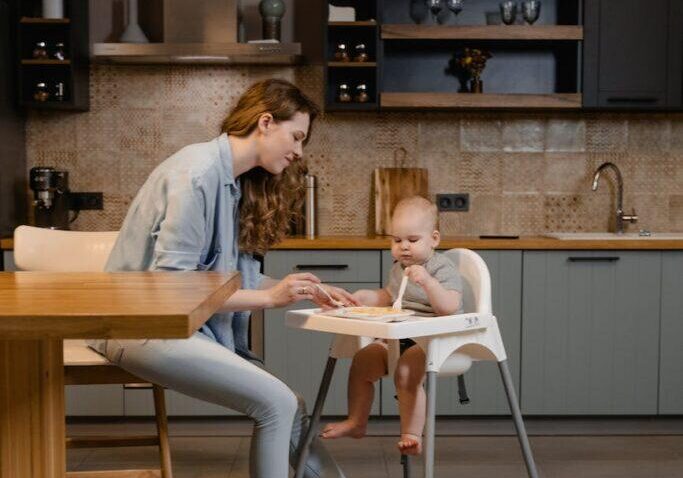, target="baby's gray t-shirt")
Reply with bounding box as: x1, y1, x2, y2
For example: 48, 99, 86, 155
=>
387, 252, 464, 314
